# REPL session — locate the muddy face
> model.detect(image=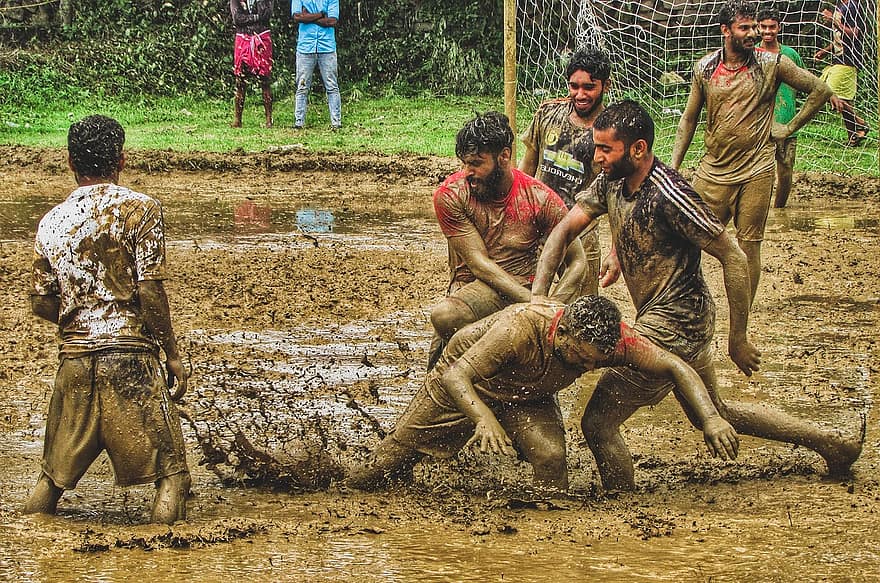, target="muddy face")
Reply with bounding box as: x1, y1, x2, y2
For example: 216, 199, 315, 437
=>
0, 147, 879, 579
